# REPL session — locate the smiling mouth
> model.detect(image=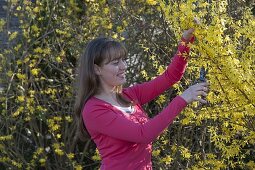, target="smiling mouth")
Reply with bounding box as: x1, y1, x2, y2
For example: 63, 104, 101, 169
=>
117, 73, 126, 78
